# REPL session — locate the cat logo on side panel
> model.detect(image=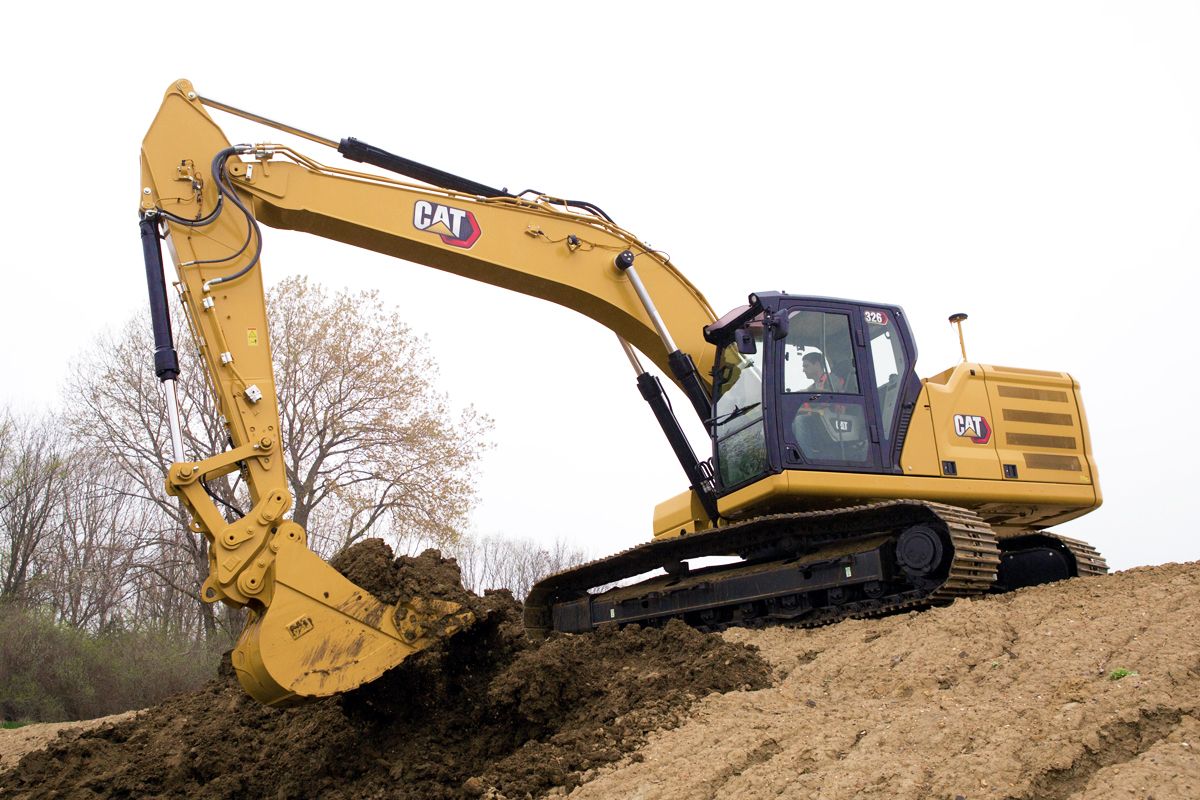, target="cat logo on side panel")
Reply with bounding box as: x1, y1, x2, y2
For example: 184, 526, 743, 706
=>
953, 414, 991, 444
